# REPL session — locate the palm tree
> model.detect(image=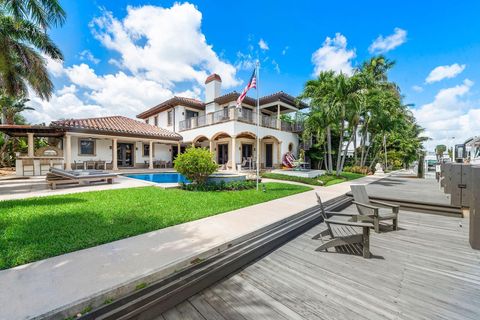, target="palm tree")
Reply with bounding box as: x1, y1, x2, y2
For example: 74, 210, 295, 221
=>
0, 94, 33, 165
0, 95, 32, 124
0, 15, 63, 100
300, 71, 337, 173
1, 0, 66, 29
